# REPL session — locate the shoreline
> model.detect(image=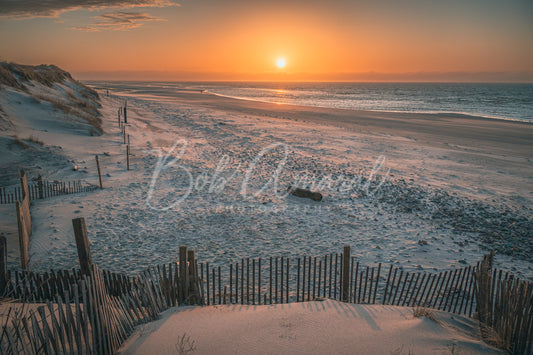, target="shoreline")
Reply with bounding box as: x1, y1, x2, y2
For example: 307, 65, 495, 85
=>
207, 90, 533, 124
87, 80, 533, 124
111, 88, 533, 160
